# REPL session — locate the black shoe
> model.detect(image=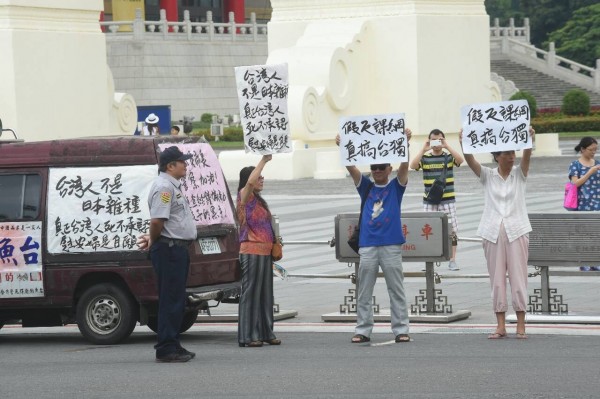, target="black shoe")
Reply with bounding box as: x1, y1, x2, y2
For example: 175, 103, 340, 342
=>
155, 352, 192, 363
177, 347, 196, 359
